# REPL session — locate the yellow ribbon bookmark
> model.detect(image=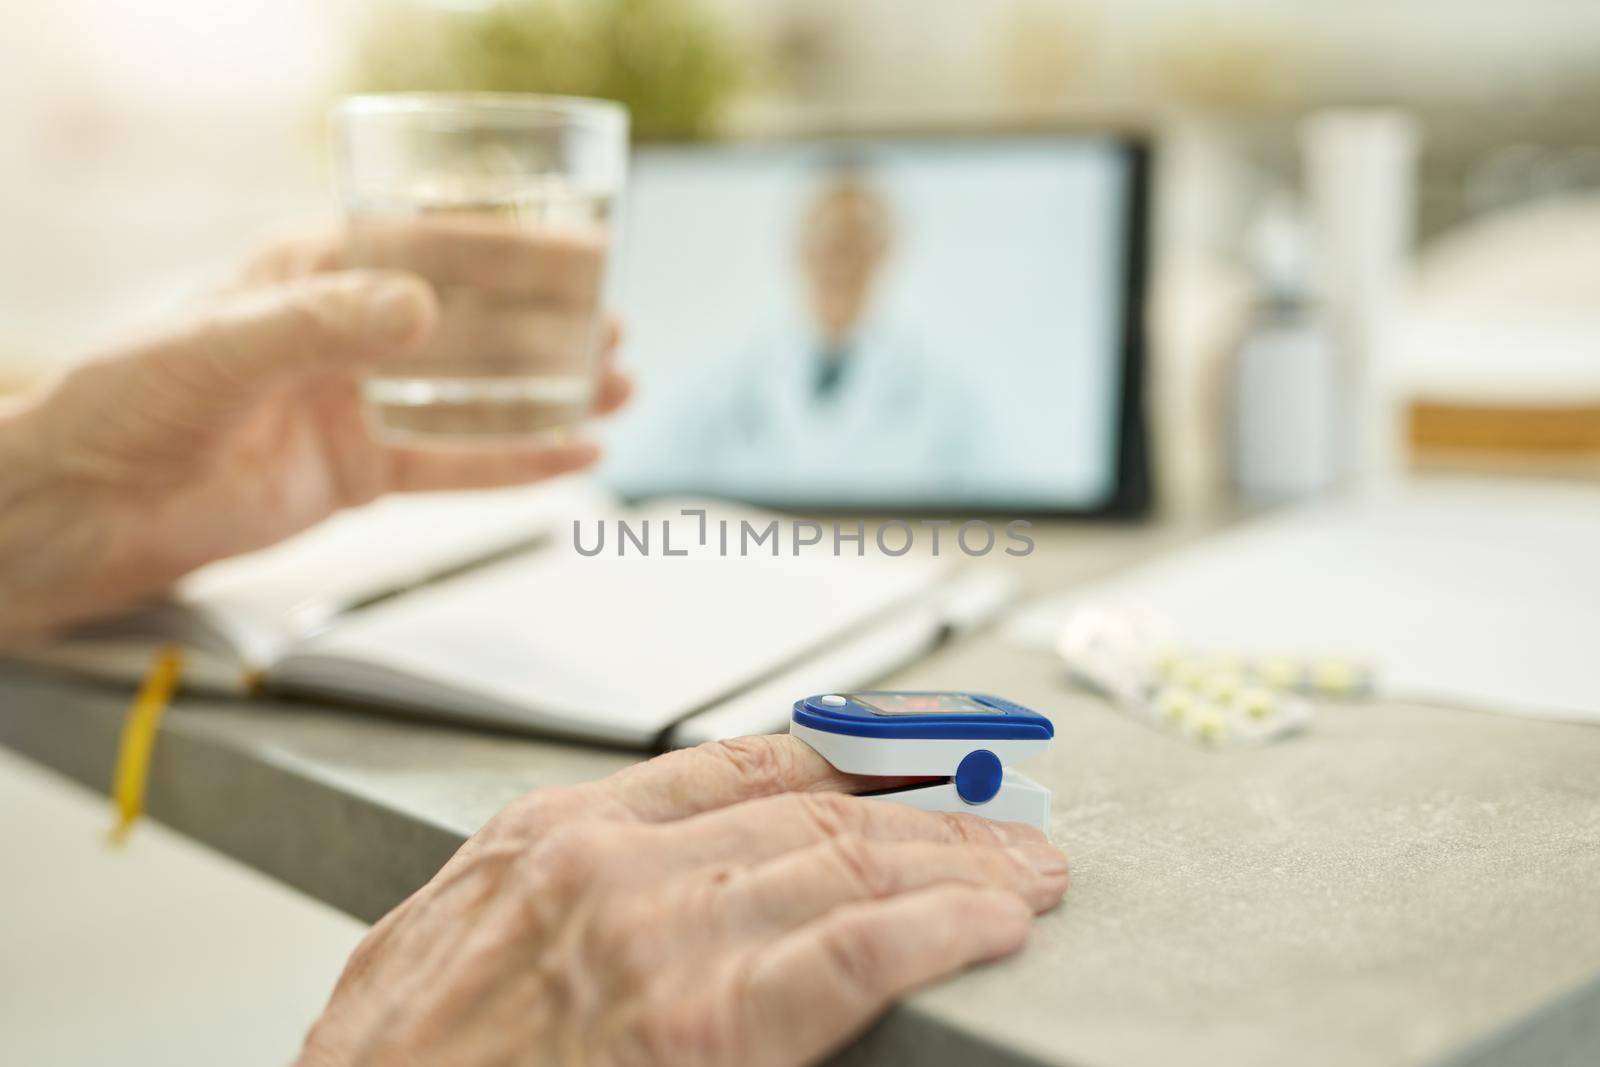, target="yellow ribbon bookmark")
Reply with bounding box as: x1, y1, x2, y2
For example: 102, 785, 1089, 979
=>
107, 646, 184, 846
